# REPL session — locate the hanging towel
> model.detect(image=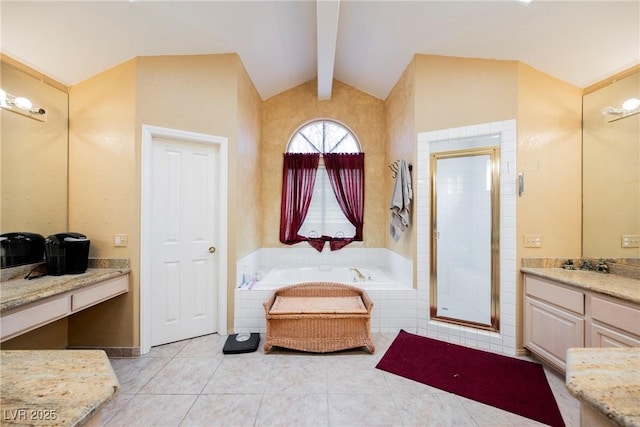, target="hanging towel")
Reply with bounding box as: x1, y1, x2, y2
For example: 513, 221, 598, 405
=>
389, 159, 413, 241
